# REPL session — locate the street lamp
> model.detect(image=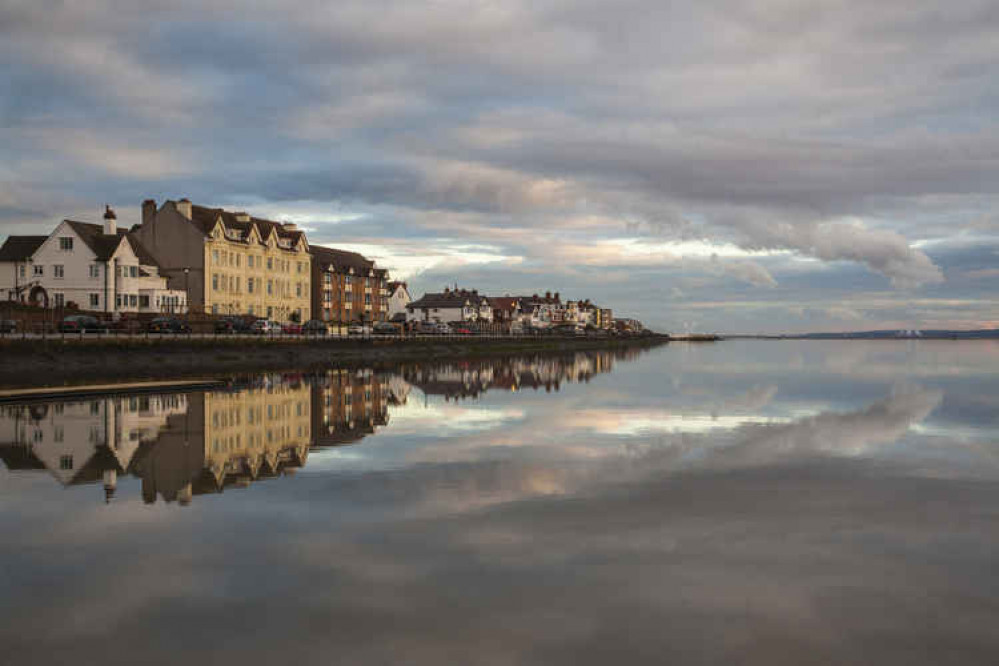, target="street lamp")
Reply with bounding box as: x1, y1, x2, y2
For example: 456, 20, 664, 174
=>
183, 267, 190, 314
